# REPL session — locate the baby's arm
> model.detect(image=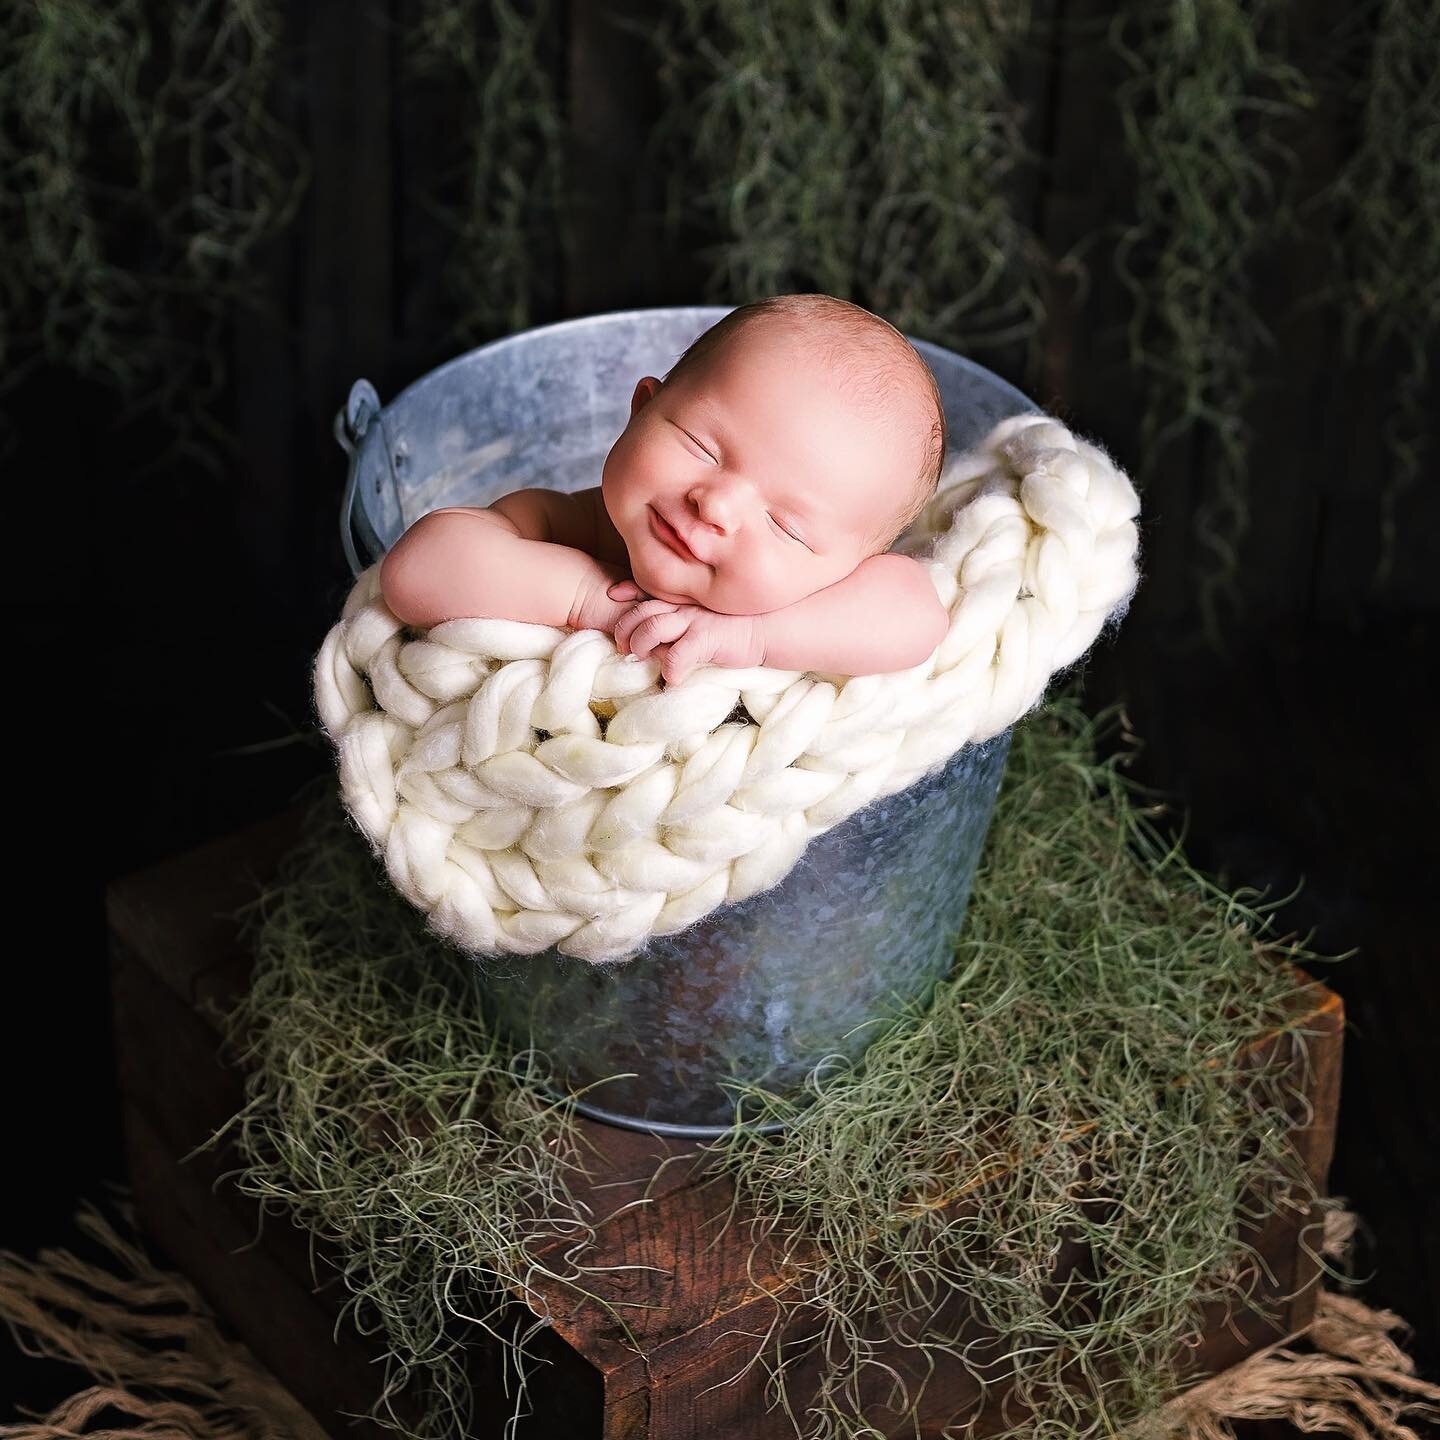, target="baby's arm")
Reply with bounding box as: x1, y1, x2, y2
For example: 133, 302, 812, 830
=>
755, 554, 948, 675
379, 491, 632, 632
615, 553, 949, 683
